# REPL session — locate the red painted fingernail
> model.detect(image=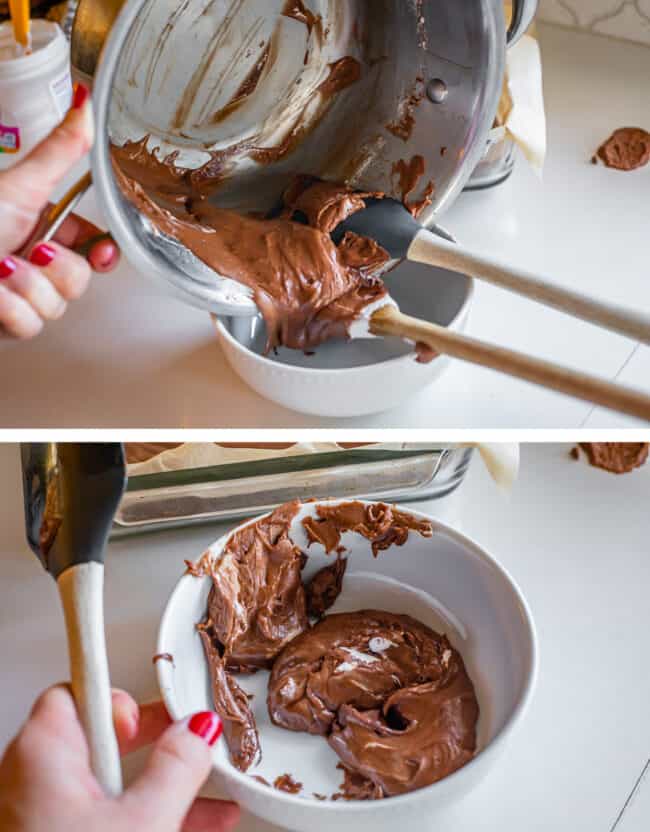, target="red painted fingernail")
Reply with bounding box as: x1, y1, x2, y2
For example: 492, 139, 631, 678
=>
29, 243, 56, 268
72, 83, 90, 110
0, 257, 17, 279
188, 712, 223, 745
